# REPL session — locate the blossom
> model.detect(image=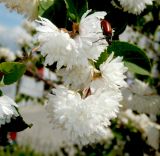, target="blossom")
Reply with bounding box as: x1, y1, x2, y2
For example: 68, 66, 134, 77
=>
0, 0, 39, 20
119, 109, 160, 149
57, 65, 93, 90
117, 0, 153, 14
46, 86, 122, 145
0, 95, 19, 126
75, 10, 108, 60
91, 53, 128, 91
36, 10, 107, 69
0, 48, 15, 62
122, 79, 160, 115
